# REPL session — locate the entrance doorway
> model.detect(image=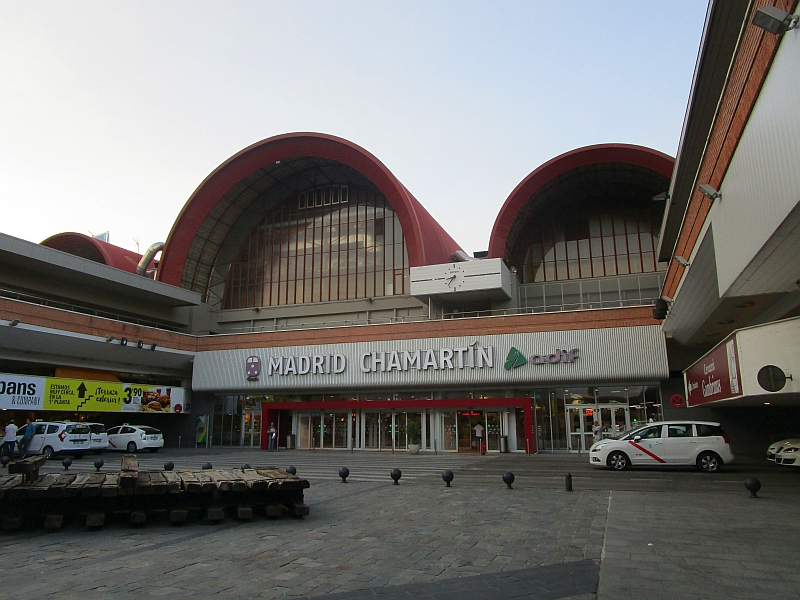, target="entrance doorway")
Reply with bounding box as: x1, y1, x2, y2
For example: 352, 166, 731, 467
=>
565, 405, 630, 452
242, 410, 261, 447
458, 411, 484, 451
